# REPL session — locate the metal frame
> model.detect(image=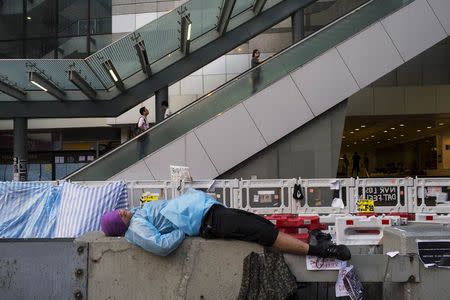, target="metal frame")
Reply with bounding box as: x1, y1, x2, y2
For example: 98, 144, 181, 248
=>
180, 15, 192, 55
101, 59, 125, 91
28, 71, 66, 100
253, 0, 268, 15
410, 177, 450, 214
295, 178, 354, 214
237, 179, 297, 215
0, 79, 27, 101
69, 70, 98, 100
0, 0, 316, 118
176, 179, 240, 207
217, 0, 237, 36
134, 40, 152, 77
